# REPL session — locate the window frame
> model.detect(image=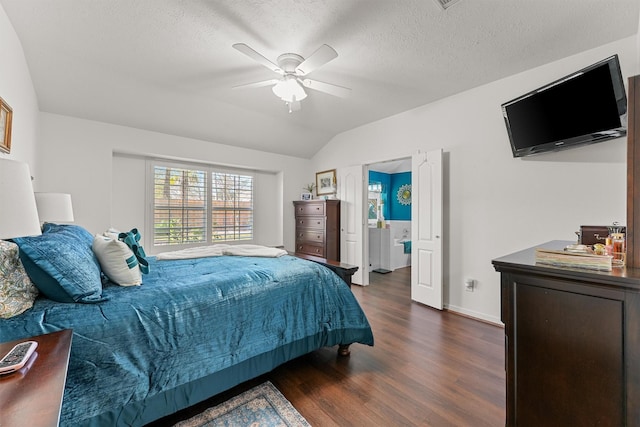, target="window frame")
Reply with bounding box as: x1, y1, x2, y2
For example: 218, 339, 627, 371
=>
146, 159, 255, 253
368, 182, 383, 226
